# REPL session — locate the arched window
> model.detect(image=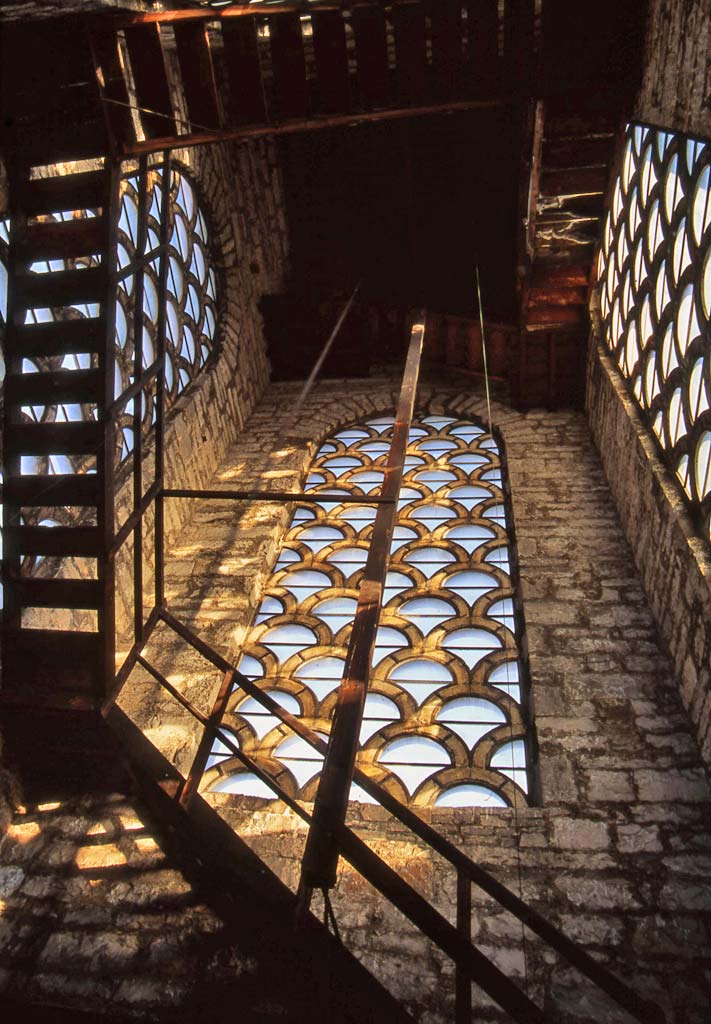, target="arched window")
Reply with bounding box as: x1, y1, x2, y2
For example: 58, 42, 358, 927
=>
0, 166, 218, 589
115, 167, 218, 462
598, 122, 711, 539
205, 414, 534, 808
0, 165, 218, 465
